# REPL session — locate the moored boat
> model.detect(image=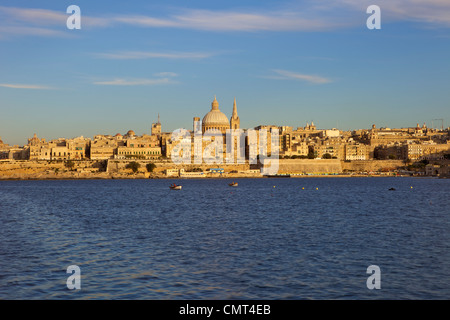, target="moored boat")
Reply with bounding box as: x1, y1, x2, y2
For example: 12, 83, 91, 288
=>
228, 182, 238, 187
